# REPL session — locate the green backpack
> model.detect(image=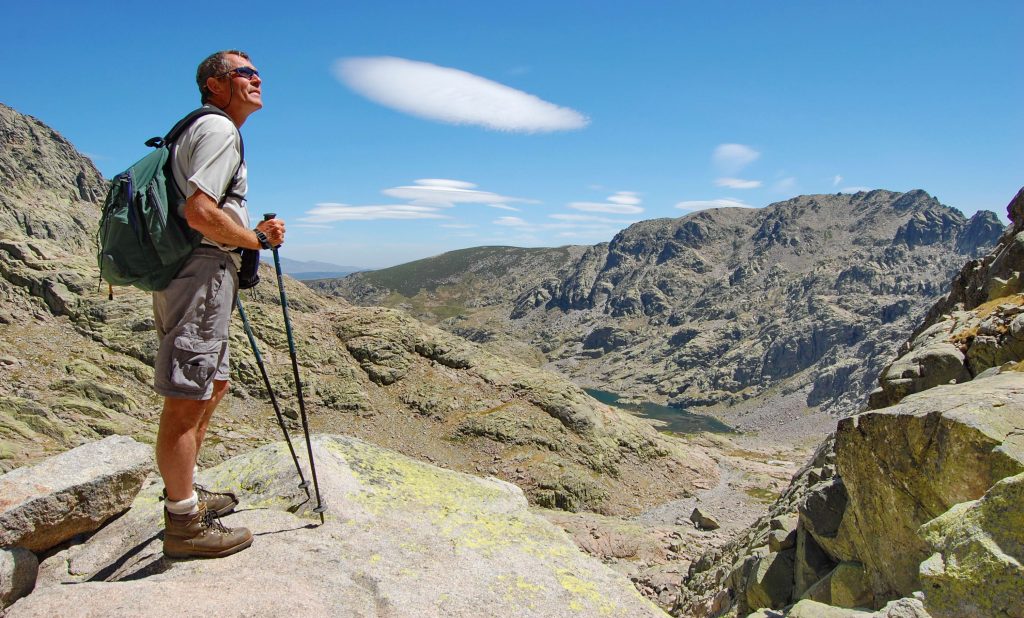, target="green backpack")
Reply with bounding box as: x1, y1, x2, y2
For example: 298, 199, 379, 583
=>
97, 107, 242, 292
